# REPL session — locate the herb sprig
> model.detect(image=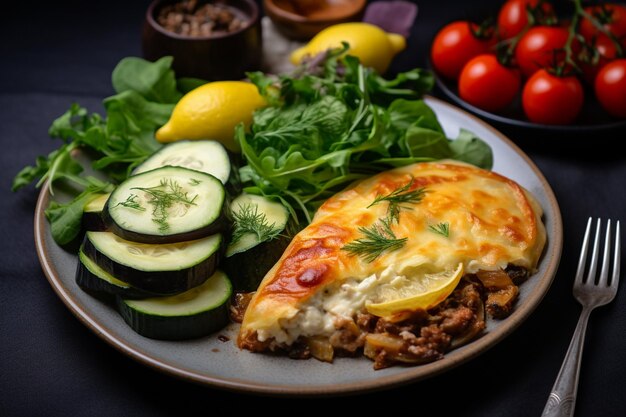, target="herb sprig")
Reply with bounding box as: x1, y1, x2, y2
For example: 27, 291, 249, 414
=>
114, 194, 145, 211
231, 203, 280, 244
342, 217, 407, 262
367, 178, 426, 223
428, 222, 450, 238
131, 179, 198, 233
